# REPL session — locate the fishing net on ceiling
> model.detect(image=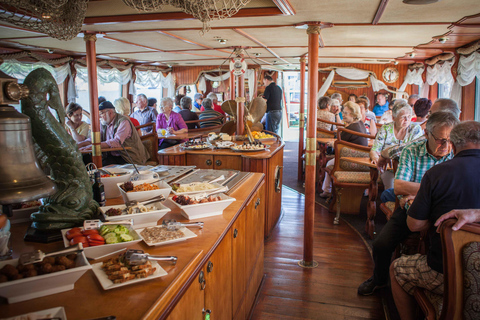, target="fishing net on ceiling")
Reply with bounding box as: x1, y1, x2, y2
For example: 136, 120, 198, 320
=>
0, 0, 88, 41
122, 0, 252, 32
